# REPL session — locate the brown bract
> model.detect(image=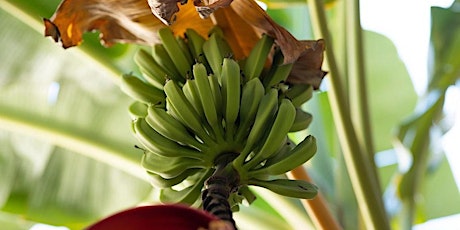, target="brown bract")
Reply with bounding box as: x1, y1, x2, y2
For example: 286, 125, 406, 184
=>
44, 0, 326, 87
287, 40, 327, 89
